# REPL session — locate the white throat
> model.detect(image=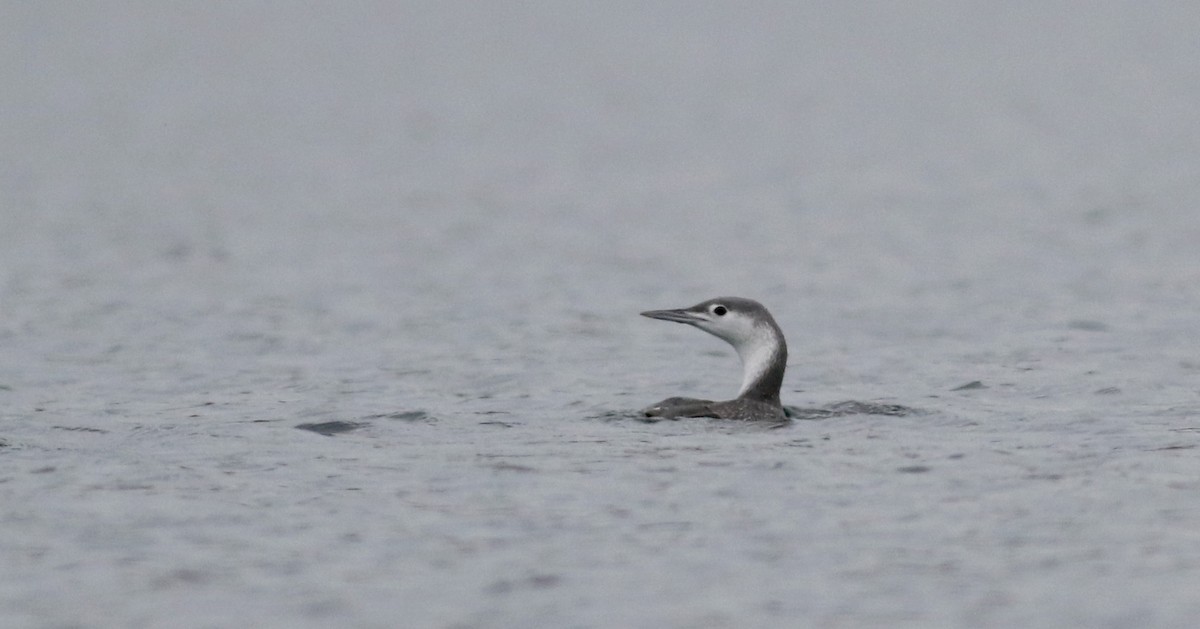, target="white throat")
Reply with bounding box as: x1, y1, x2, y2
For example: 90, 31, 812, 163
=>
733, 326, 782, 397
